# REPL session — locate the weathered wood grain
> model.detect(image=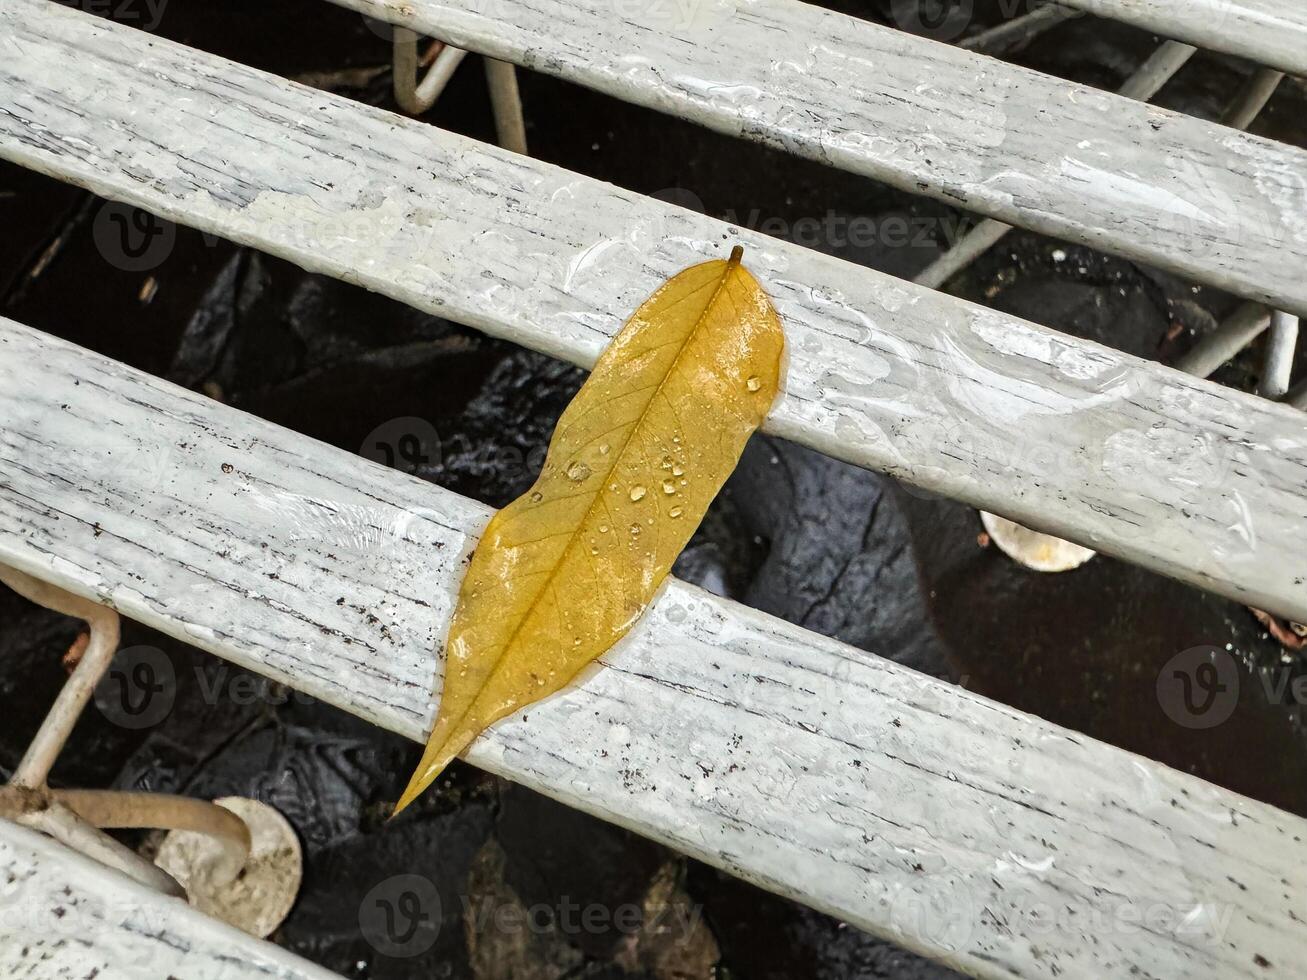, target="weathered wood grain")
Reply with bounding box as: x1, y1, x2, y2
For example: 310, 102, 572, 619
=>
322, 0, 1307, 316
2, 0, 1306, 621
3, 318, 1306, 978
0, 818, 341, 980
1057, 0, 1307, 77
